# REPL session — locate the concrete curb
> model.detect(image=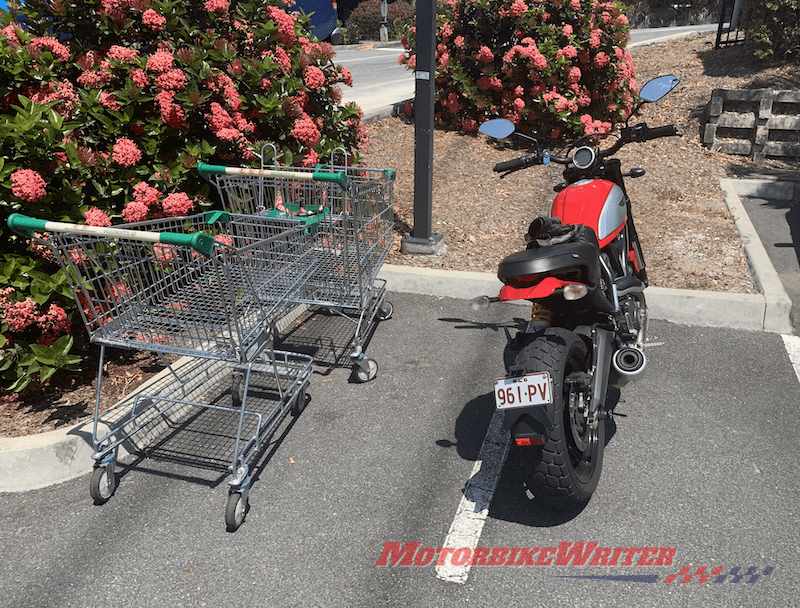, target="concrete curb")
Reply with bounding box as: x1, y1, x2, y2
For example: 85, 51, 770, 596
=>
1, 179, 794, 493
720, 178, 794, 334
